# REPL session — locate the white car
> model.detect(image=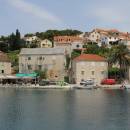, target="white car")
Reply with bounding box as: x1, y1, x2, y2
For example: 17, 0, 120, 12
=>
80, 79, 94, 85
